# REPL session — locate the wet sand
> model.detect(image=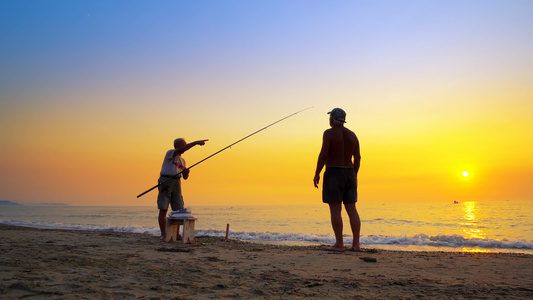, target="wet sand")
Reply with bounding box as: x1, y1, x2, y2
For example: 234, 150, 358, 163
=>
1, 224, 532, 299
